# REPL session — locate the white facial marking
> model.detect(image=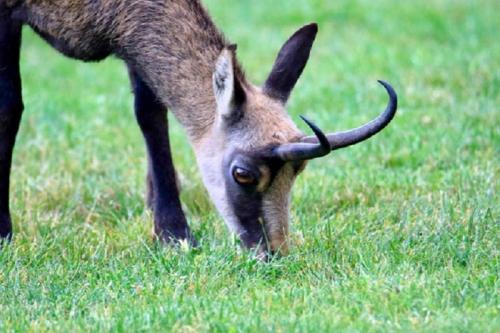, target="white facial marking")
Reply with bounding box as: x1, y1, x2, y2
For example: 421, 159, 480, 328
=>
195, 139, 242, 235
